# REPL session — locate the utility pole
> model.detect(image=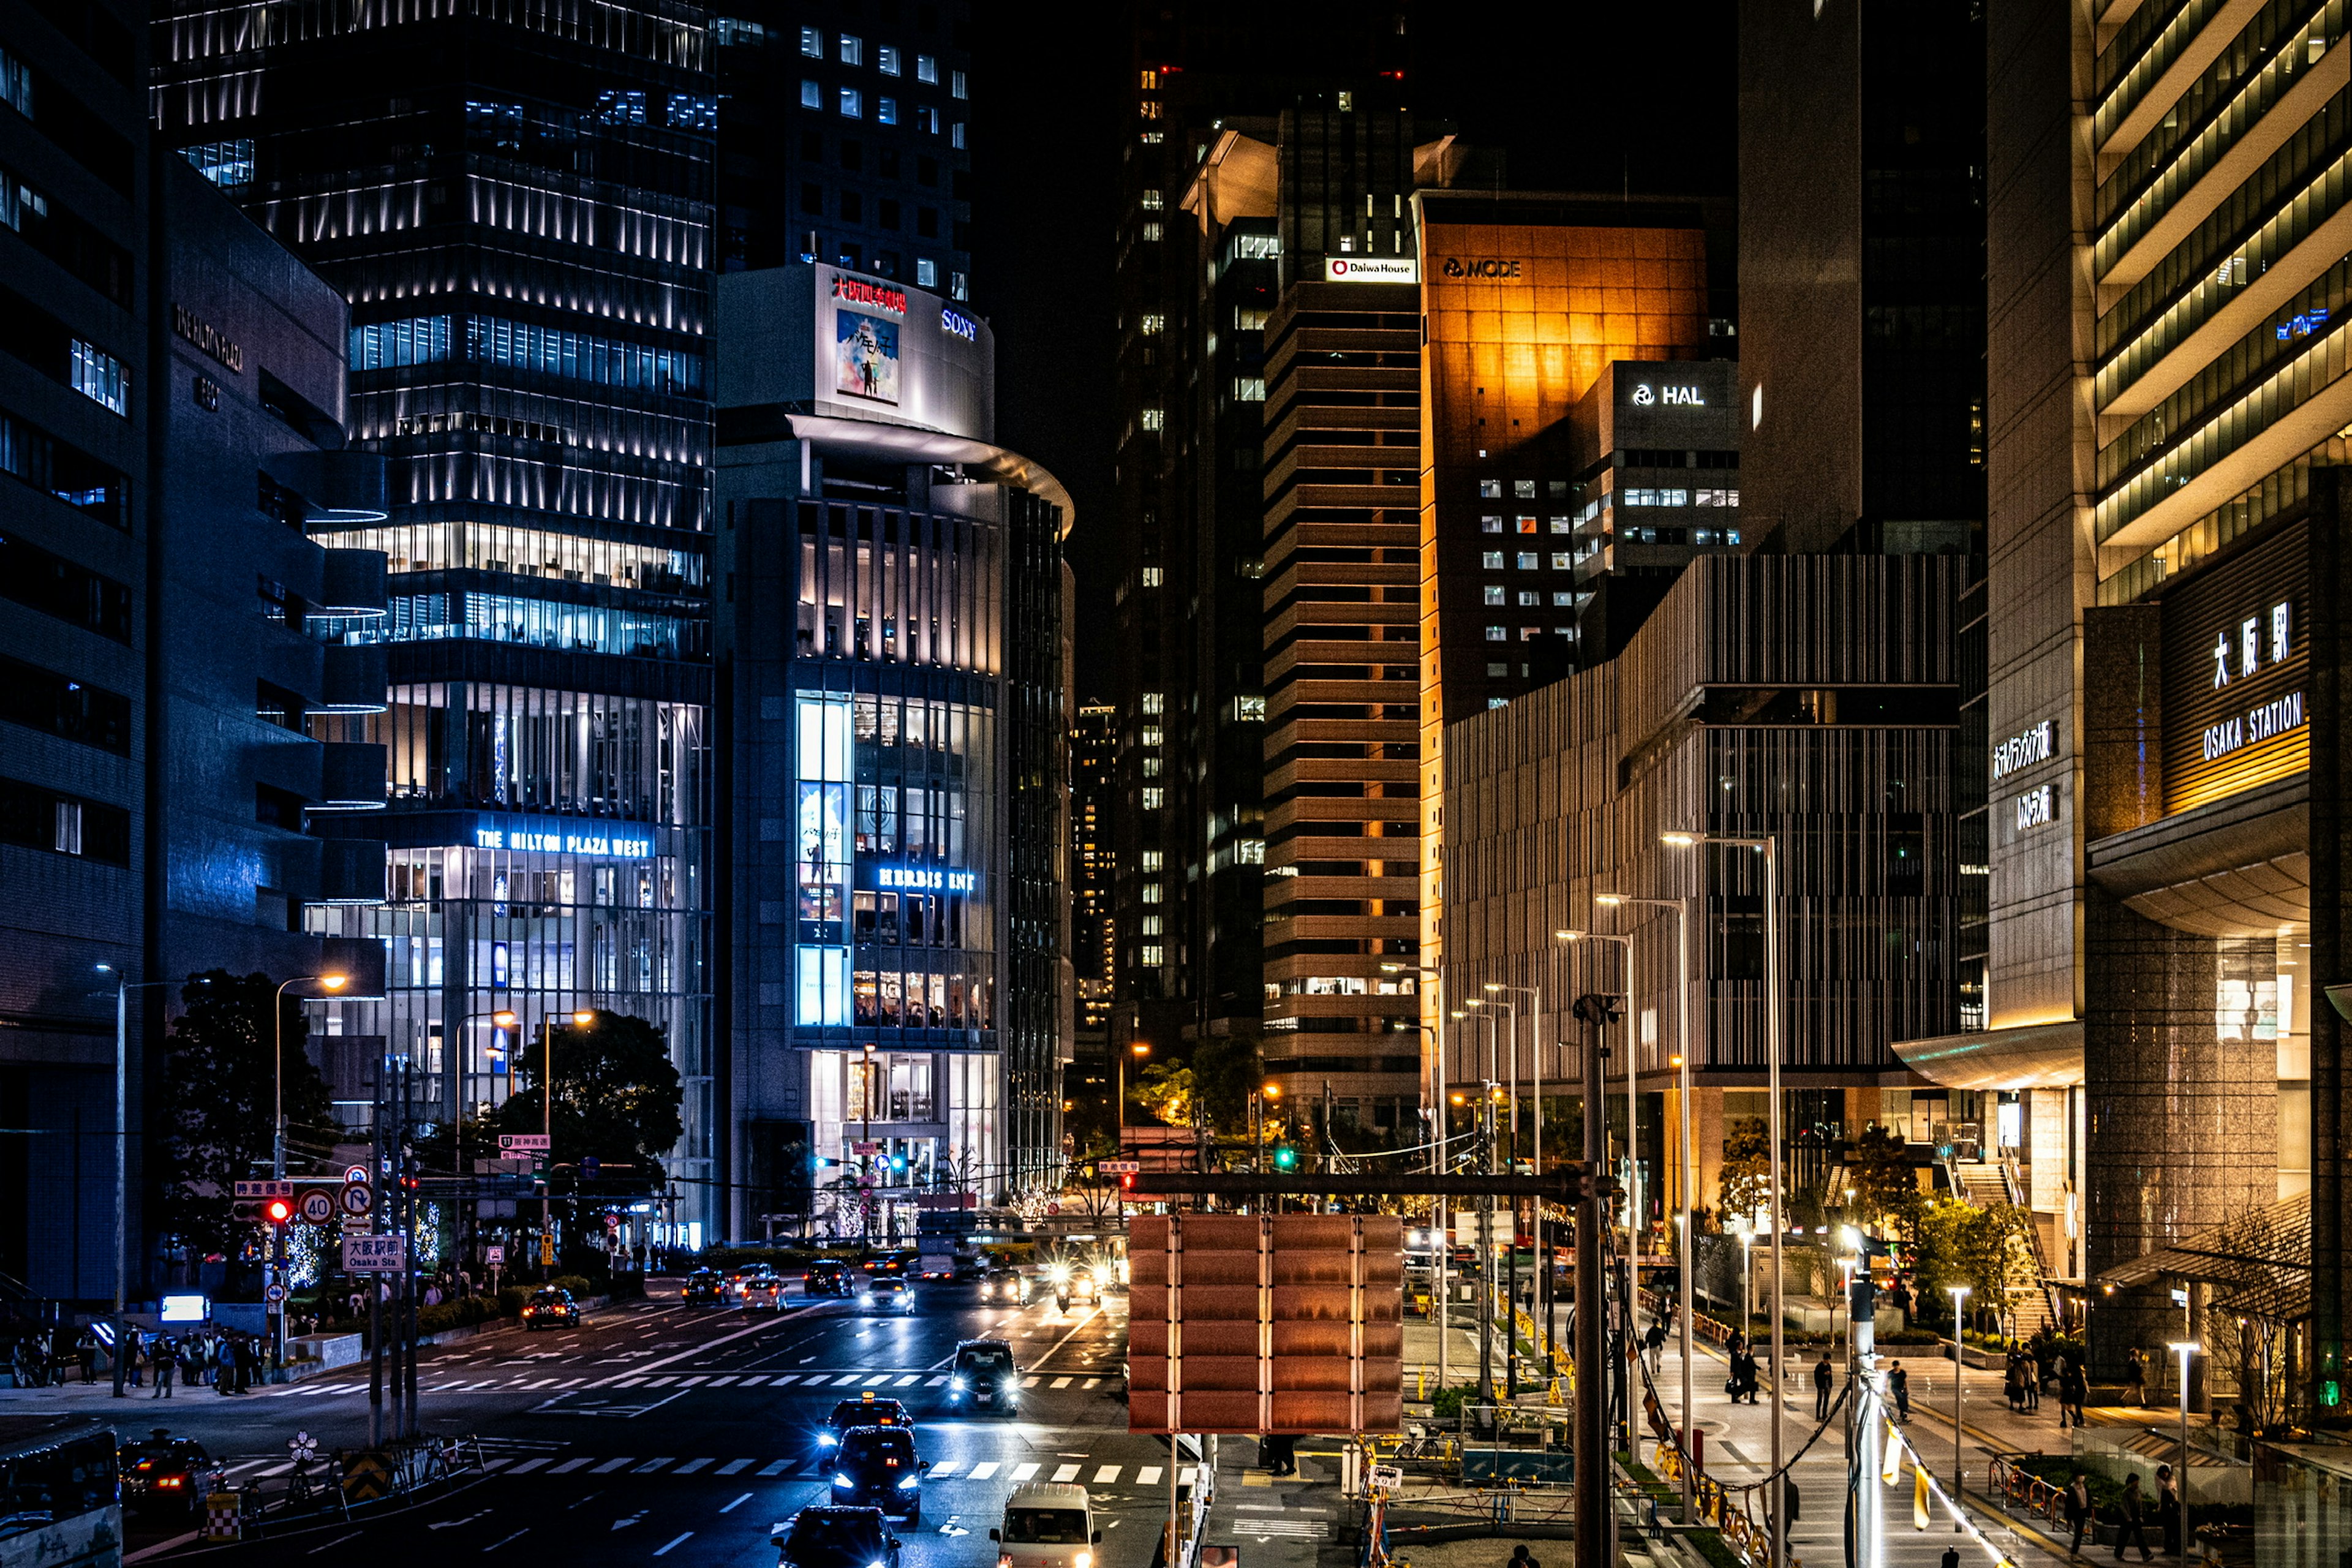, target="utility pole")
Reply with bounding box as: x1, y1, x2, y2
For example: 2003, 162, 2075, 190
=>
1572, 992, 1621, 1568
1847, 1261, 1882, 1555
1477, 1083, 1495, 1401
368, 1058, 385, 1449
